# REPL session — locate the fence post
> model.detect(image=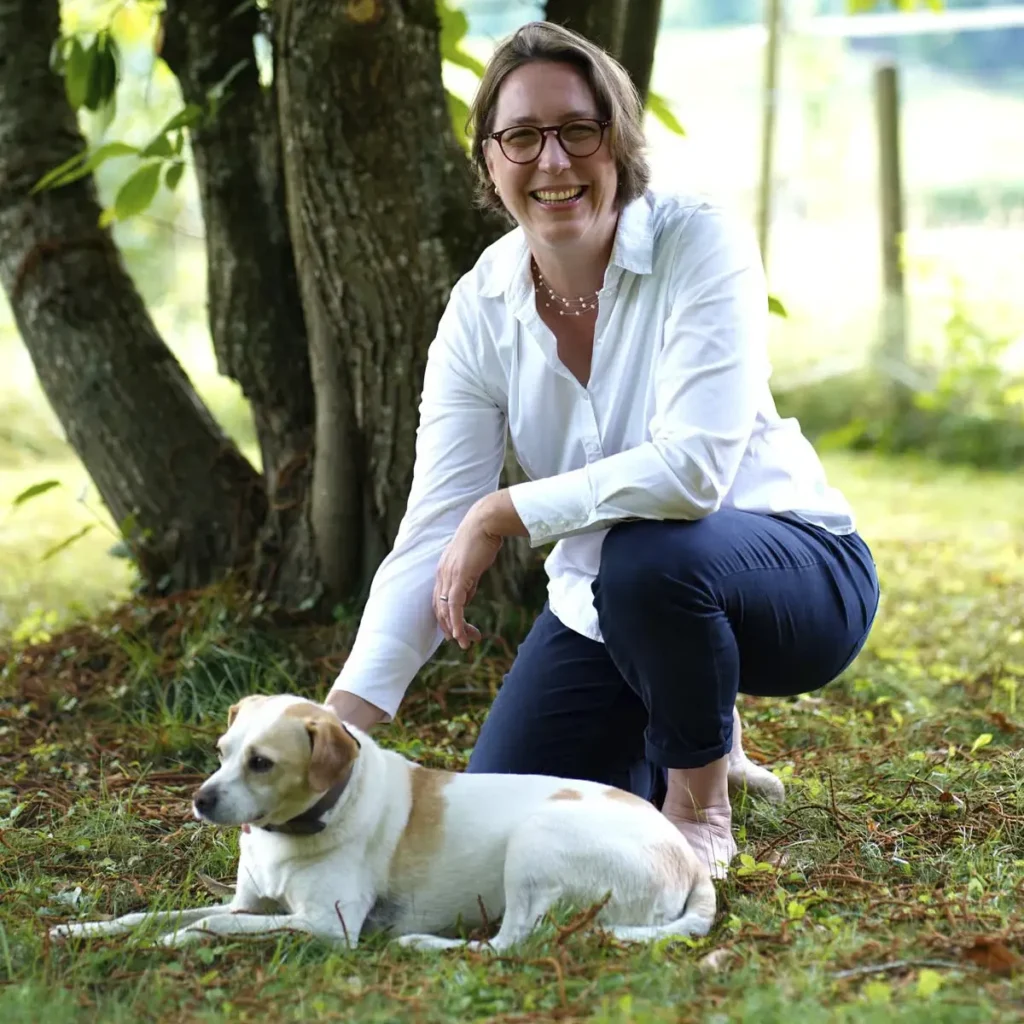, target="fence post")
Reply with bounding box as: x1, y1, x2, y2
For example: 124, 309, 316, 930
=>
874, 63, 909, 384
757, 0, 783, 270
